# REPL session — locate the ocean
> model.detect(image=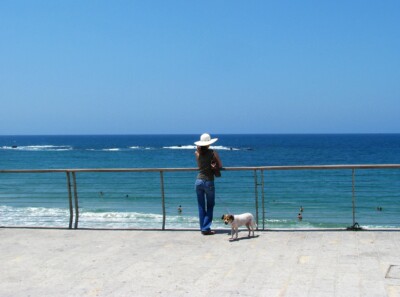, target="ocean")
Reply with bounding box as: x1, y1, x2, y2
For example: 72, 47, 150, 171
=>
1, 134, 400, 230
